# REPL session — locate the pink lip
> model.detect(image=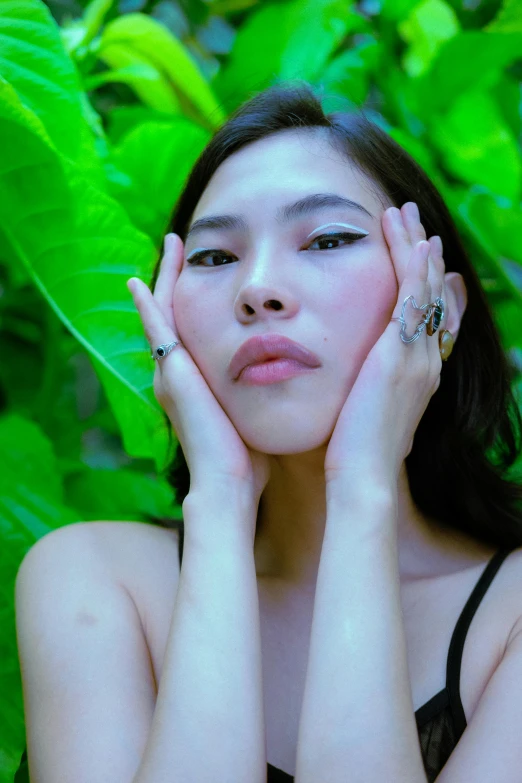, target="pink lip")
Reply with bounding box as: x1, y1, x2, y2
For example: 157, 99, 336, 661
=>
229, 334, 321, 381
